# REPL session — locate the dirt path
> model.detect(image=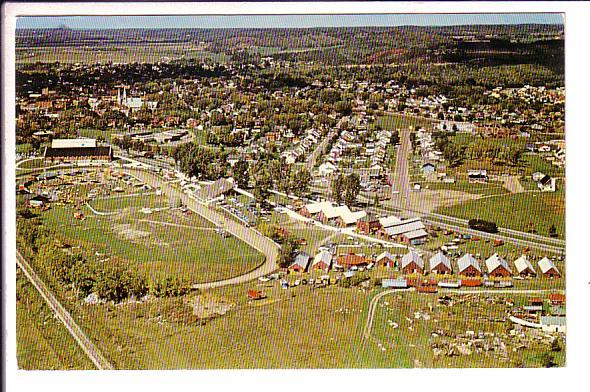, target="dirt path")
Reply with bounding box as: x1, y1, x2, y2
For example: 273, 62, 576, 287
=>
138, 219, 218, 231
502, 176, 525, 193
85, 202, 120, 216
